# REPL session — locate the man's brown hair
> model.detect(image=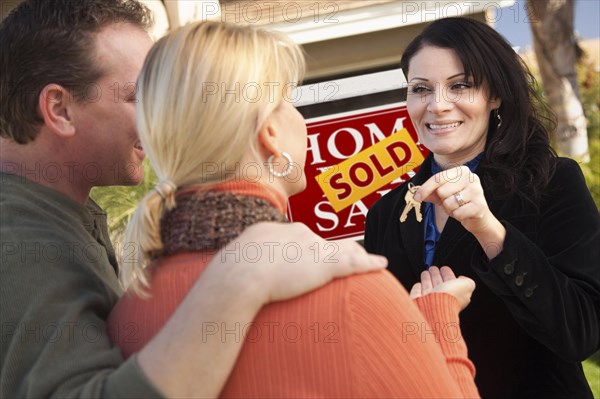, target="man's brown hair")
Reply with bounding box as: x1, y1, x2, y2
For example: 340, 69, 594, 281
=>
0, 0, 153, 144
